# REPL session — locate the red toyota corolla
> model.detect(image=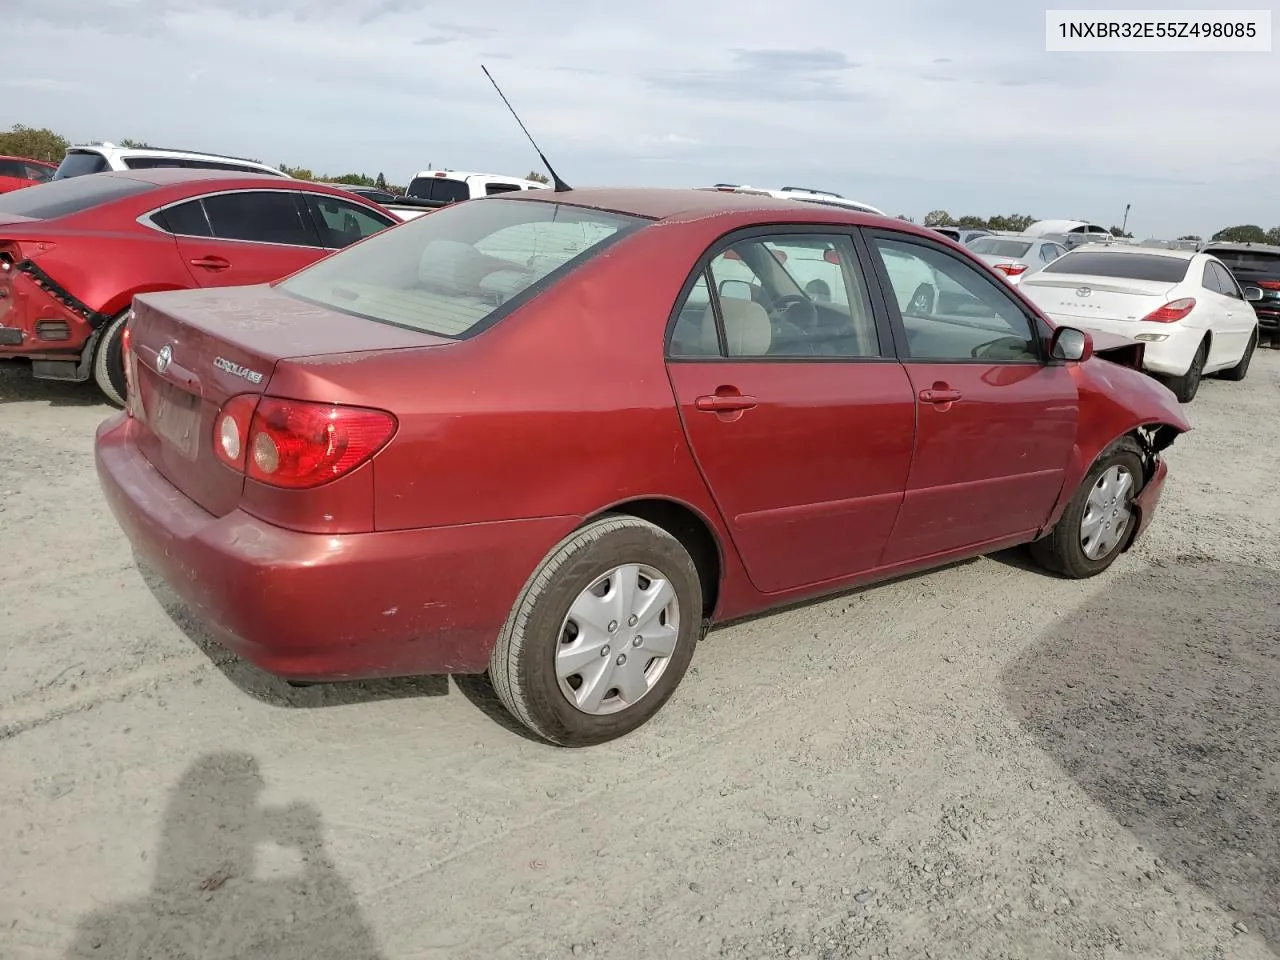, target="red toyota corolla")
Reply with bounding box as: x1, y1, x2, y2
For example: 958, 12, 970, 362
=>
0, 169, 398, 403
94, 187, 1190, 746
